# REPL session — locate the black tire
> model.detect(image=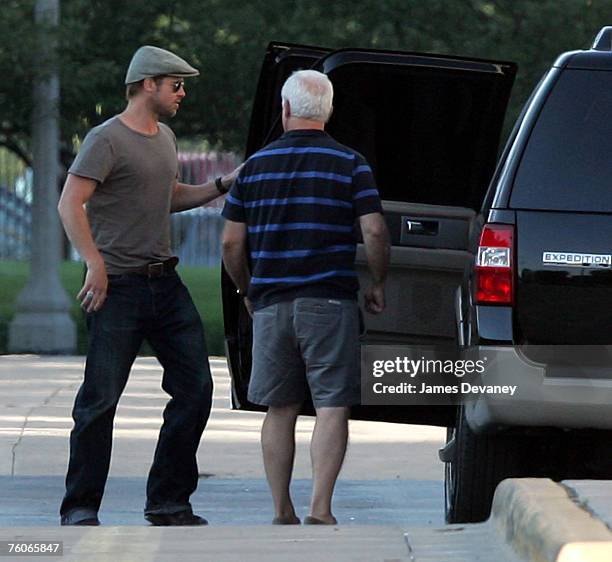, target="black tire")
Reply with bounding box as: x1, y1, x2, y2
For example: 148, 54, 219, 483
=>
445, 406, 524, 523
